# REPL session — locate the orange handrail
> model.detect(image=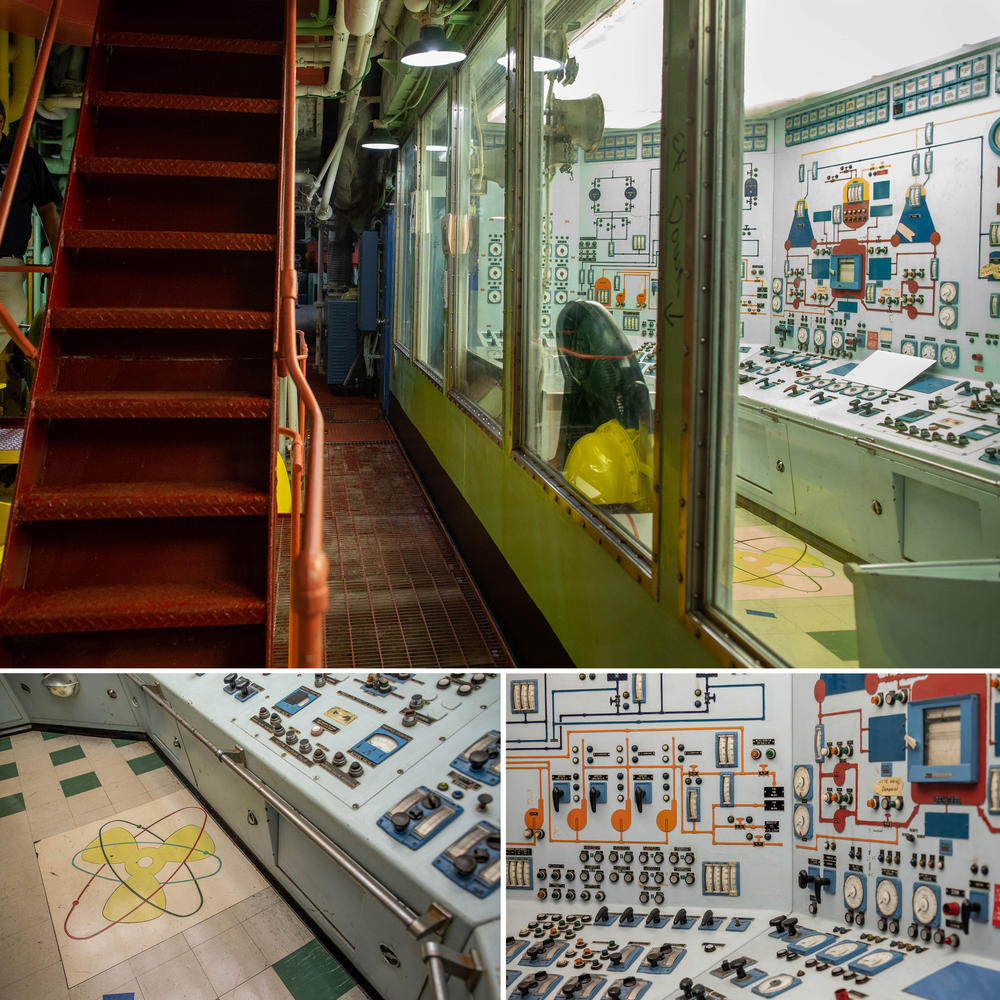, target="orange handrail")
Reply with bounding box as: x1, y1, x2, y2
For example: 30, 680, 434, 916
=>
279, 0, 328, 667
0, 0, 64, 361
